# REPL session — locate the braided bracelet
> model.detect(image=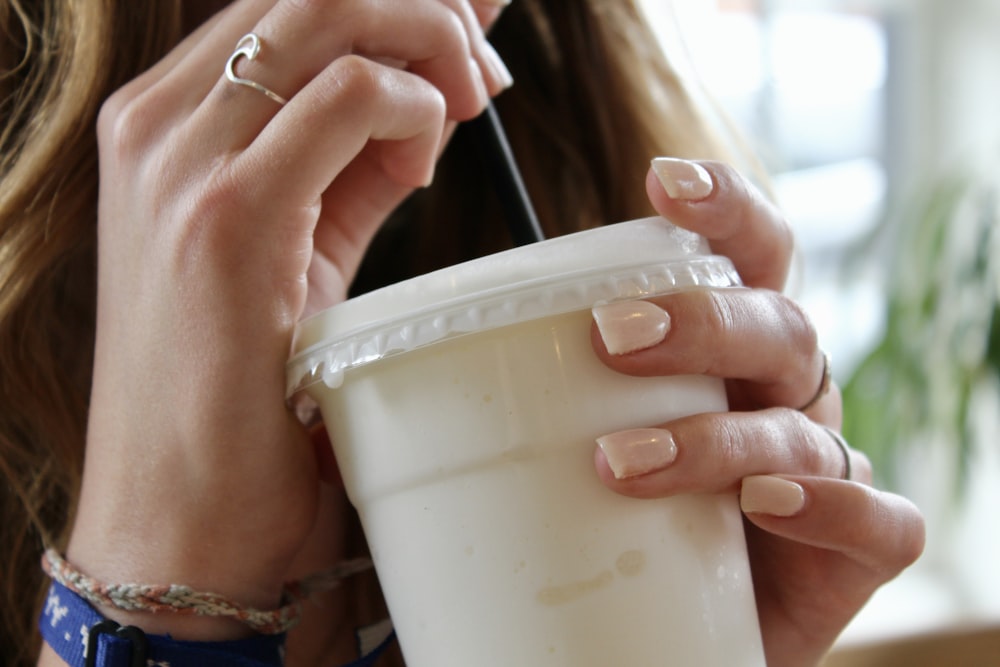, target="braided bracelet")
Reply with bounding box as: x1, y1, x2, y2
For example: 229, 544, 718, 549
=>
42, 548, 374, 635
